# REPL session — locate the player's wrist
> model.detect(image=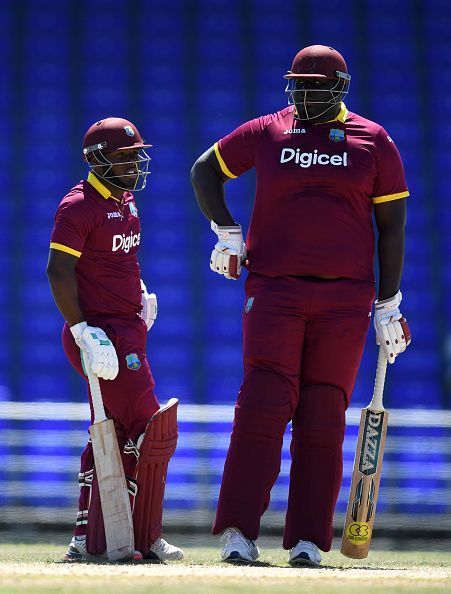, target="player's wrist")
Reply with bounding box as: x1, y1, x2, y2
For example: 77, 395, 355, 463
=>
70, 321, 88, 343
375, 290, 402, 310
211, 219, 242, 236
